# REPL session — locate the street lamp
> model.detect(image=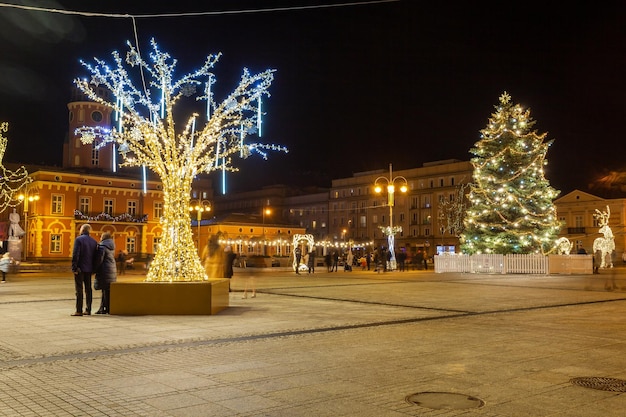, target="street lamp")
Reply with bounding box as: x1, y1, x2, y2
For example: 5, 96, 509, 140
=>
189, 200, 211, 252
262, 207, 271, 256
374, 163, 407, 270
17, 189, 39, 261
